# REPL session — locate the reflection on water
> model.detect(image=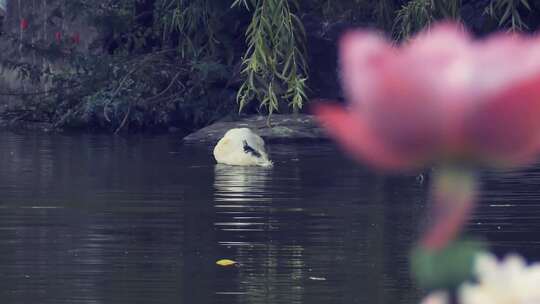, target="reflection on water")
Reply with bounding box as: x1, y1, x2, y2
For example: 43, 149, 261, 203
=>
470, 168, 540, 258
214, 164, 272, 205
0, 132, 539, 303
213, 145, 424, 304
214, 163, 306, 303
